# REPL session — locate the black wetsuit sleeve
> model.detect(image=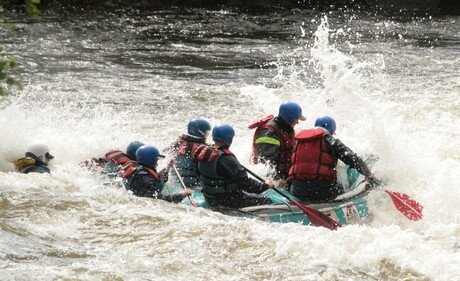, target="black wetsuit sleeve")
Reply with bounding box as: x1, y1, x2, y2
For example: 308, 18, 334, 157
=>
324, 135, 371, 177
217, 154, 270, 194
